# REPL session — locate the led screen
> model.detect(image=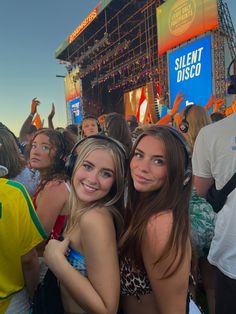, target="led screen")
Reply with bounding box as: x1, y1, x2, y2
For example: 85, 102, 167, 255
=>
168, 35, 213, 111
